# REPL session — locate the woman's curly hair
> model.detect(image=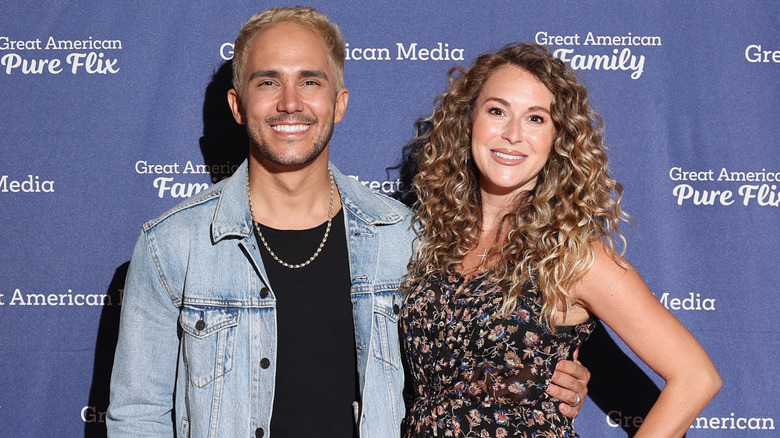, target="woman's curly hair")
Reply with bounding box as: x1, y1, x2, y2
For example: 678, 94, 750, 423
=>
404, 42, 630, 330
